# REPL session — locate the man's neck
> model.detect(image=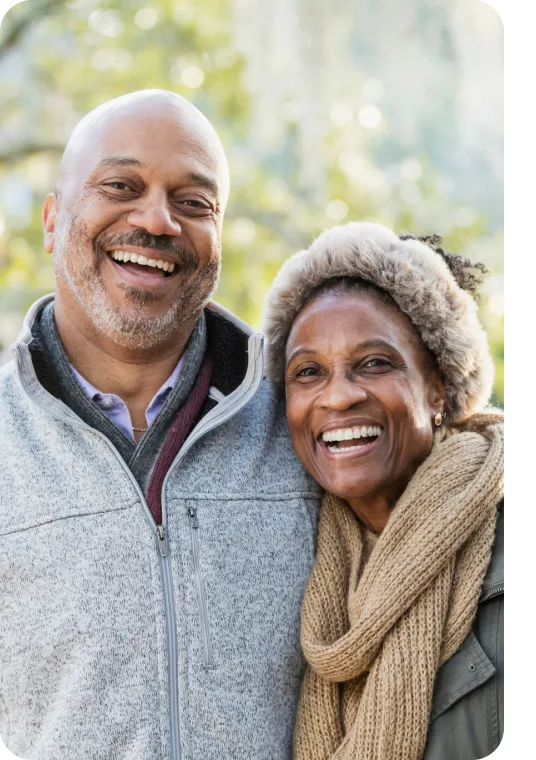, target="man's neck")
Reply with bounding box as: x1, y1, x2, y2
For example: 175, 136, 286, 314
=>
53, 297, 195, 421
